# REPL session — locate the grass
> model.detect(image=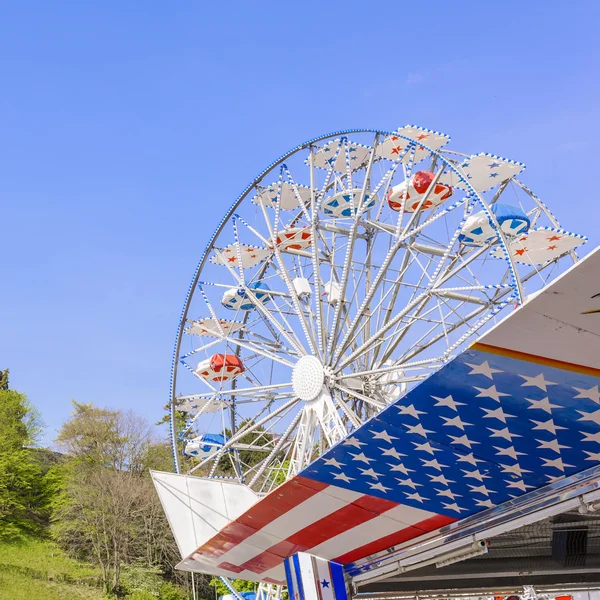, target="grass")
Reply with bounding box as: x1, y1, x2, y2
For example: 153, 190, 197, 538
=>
0, 536, 103, 600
